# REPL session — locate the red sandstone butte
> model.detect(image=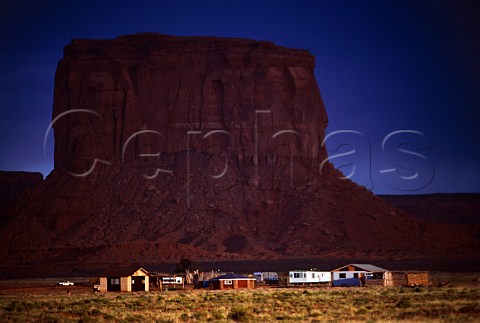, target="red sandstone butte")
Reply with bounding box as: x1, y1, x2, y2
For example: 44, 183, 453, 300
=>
0, 34, 477, 275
